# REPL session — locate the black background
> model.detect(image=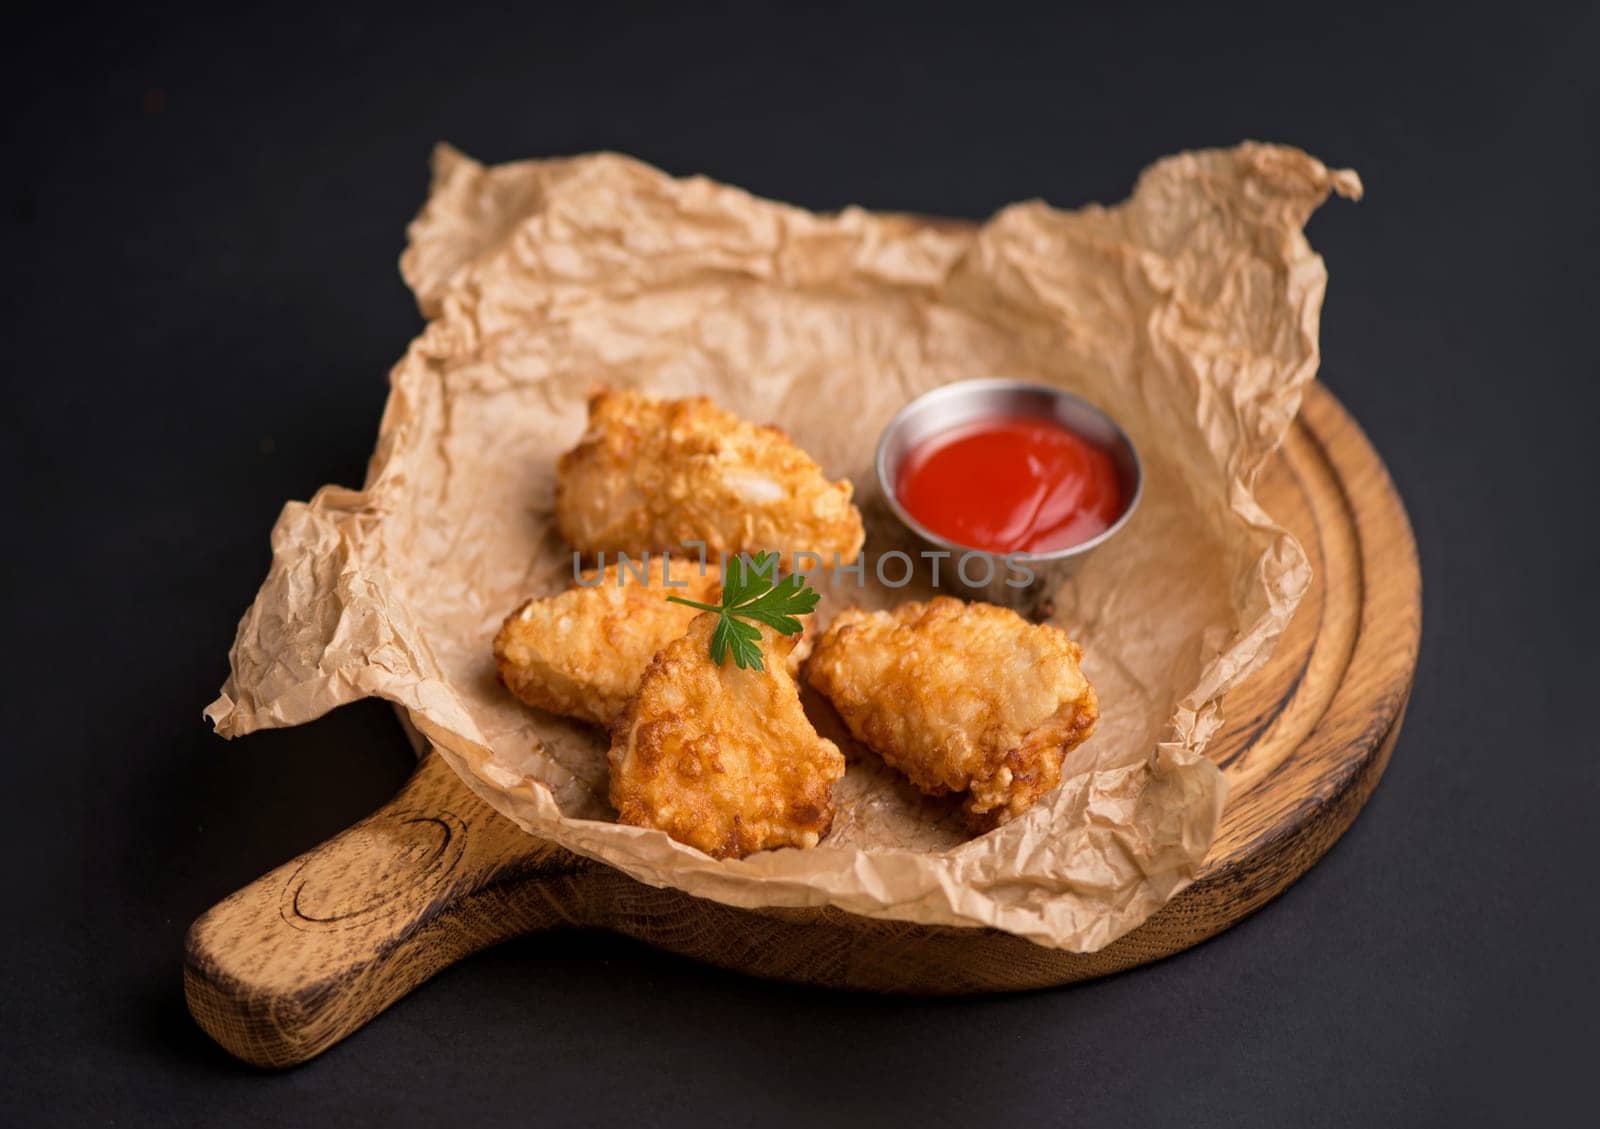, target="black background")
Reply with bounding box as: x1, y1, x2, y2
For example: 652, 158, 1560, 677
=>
3, 2, 1597, 1125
